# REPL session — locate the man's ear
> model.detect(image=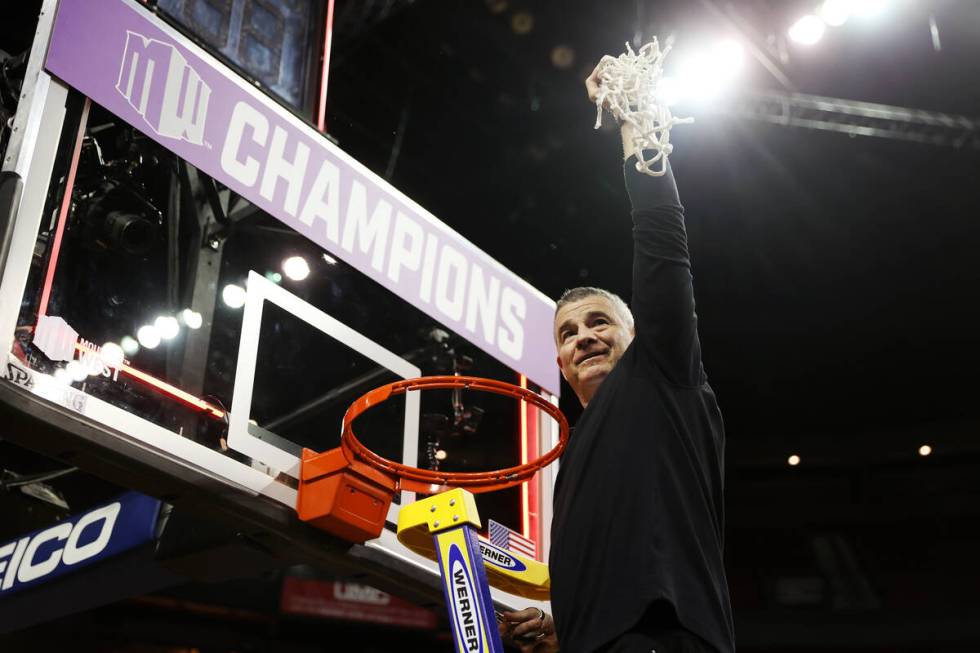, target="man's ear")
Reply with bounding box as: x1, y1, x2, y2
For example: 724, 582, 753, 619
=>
556, 355, 569, 382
